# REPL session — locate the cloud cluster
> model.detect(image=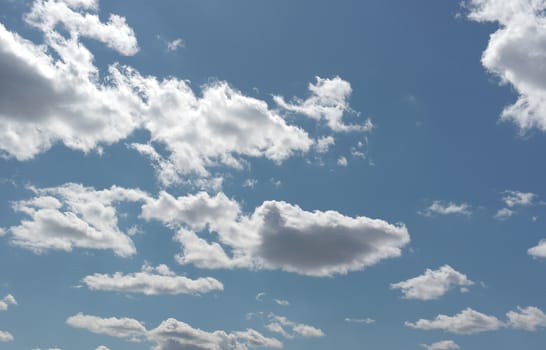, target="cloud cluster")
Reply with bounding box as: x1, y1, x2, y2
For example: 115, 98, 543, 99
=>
420, 201, 471, 217
67, 313, 282, 350
465, 0, 546, 131
265, 314, 324, 339
0, 294, 17, 311
142, 191, 410, 277
391, 265, 474, 300
83, 263, 224, 295
8, 183, 148, 256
